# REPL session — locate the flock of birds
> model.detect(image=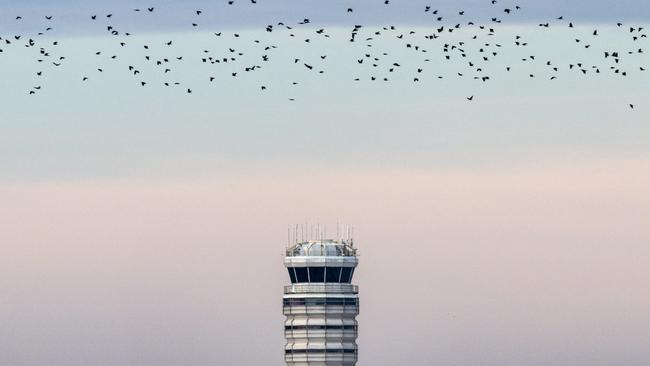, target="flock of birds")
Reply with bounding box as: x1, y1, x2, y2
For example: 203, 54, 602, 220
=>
0, 1, 647, 108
